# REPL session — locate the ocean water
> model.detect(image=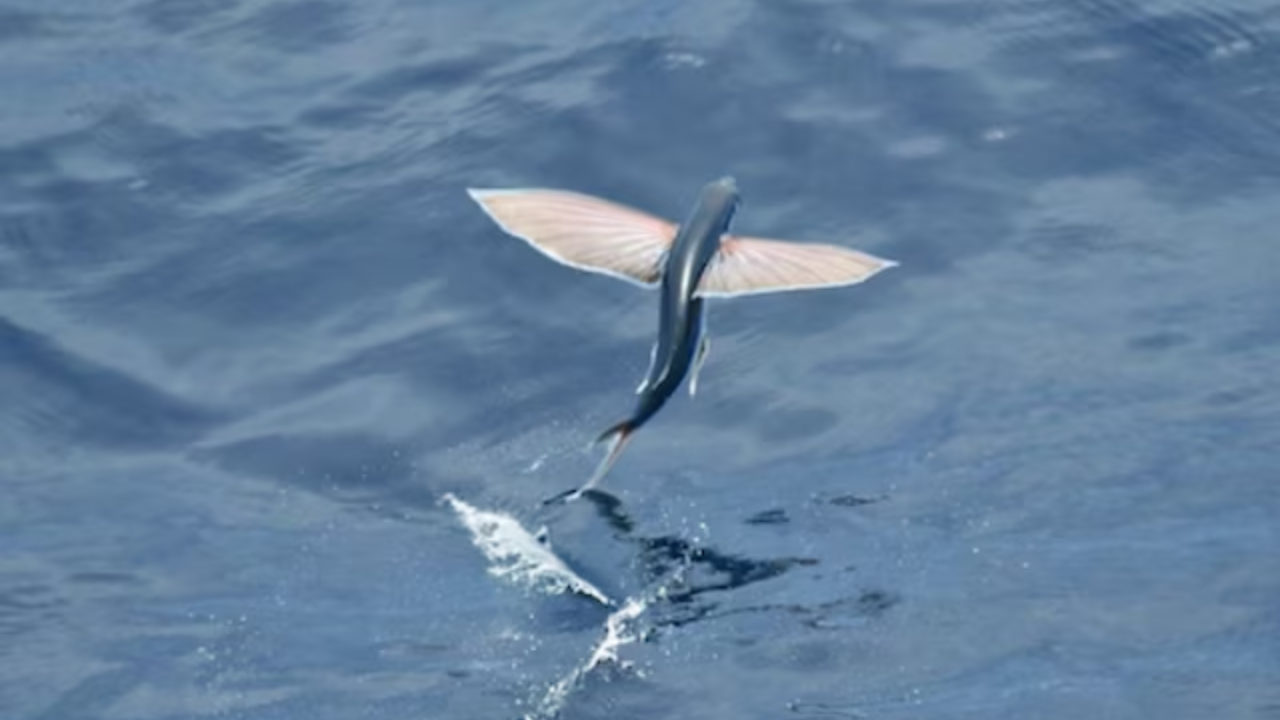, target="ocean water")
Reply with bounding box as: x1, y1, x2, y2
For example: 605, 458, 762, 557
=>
2, 0, 1278, 718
